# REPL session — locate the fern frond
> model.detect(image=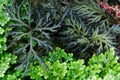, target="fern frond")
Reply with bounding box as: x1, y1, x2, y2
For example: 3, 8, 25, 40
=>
90, 28, 115, 53
61, 11, 116, 57
73, 0, 115, 28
